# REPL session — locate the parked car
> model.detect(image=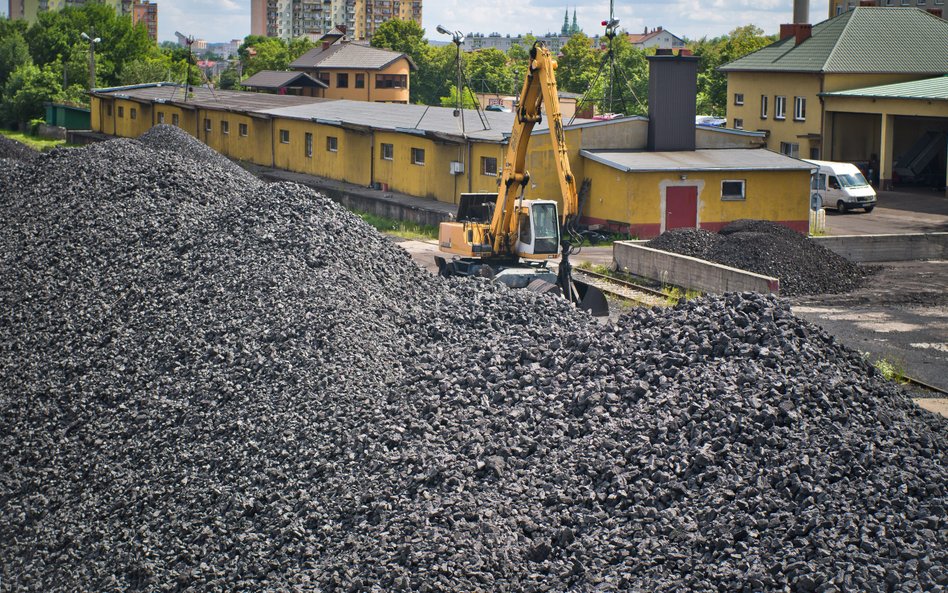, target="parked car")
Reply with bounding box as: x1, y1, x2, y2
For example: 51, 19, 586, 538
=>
485, 104, 511, 112
804, 159, 877, 213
